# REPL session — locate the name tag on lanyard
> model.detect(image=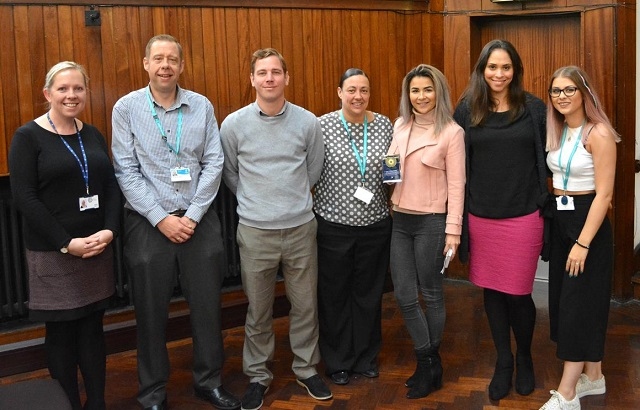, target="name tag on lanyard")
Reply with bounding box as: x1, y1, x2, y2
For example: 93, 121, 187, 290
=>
171, 166, 192, 182
354, 186, 374, 204
79, 195, 100, 211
